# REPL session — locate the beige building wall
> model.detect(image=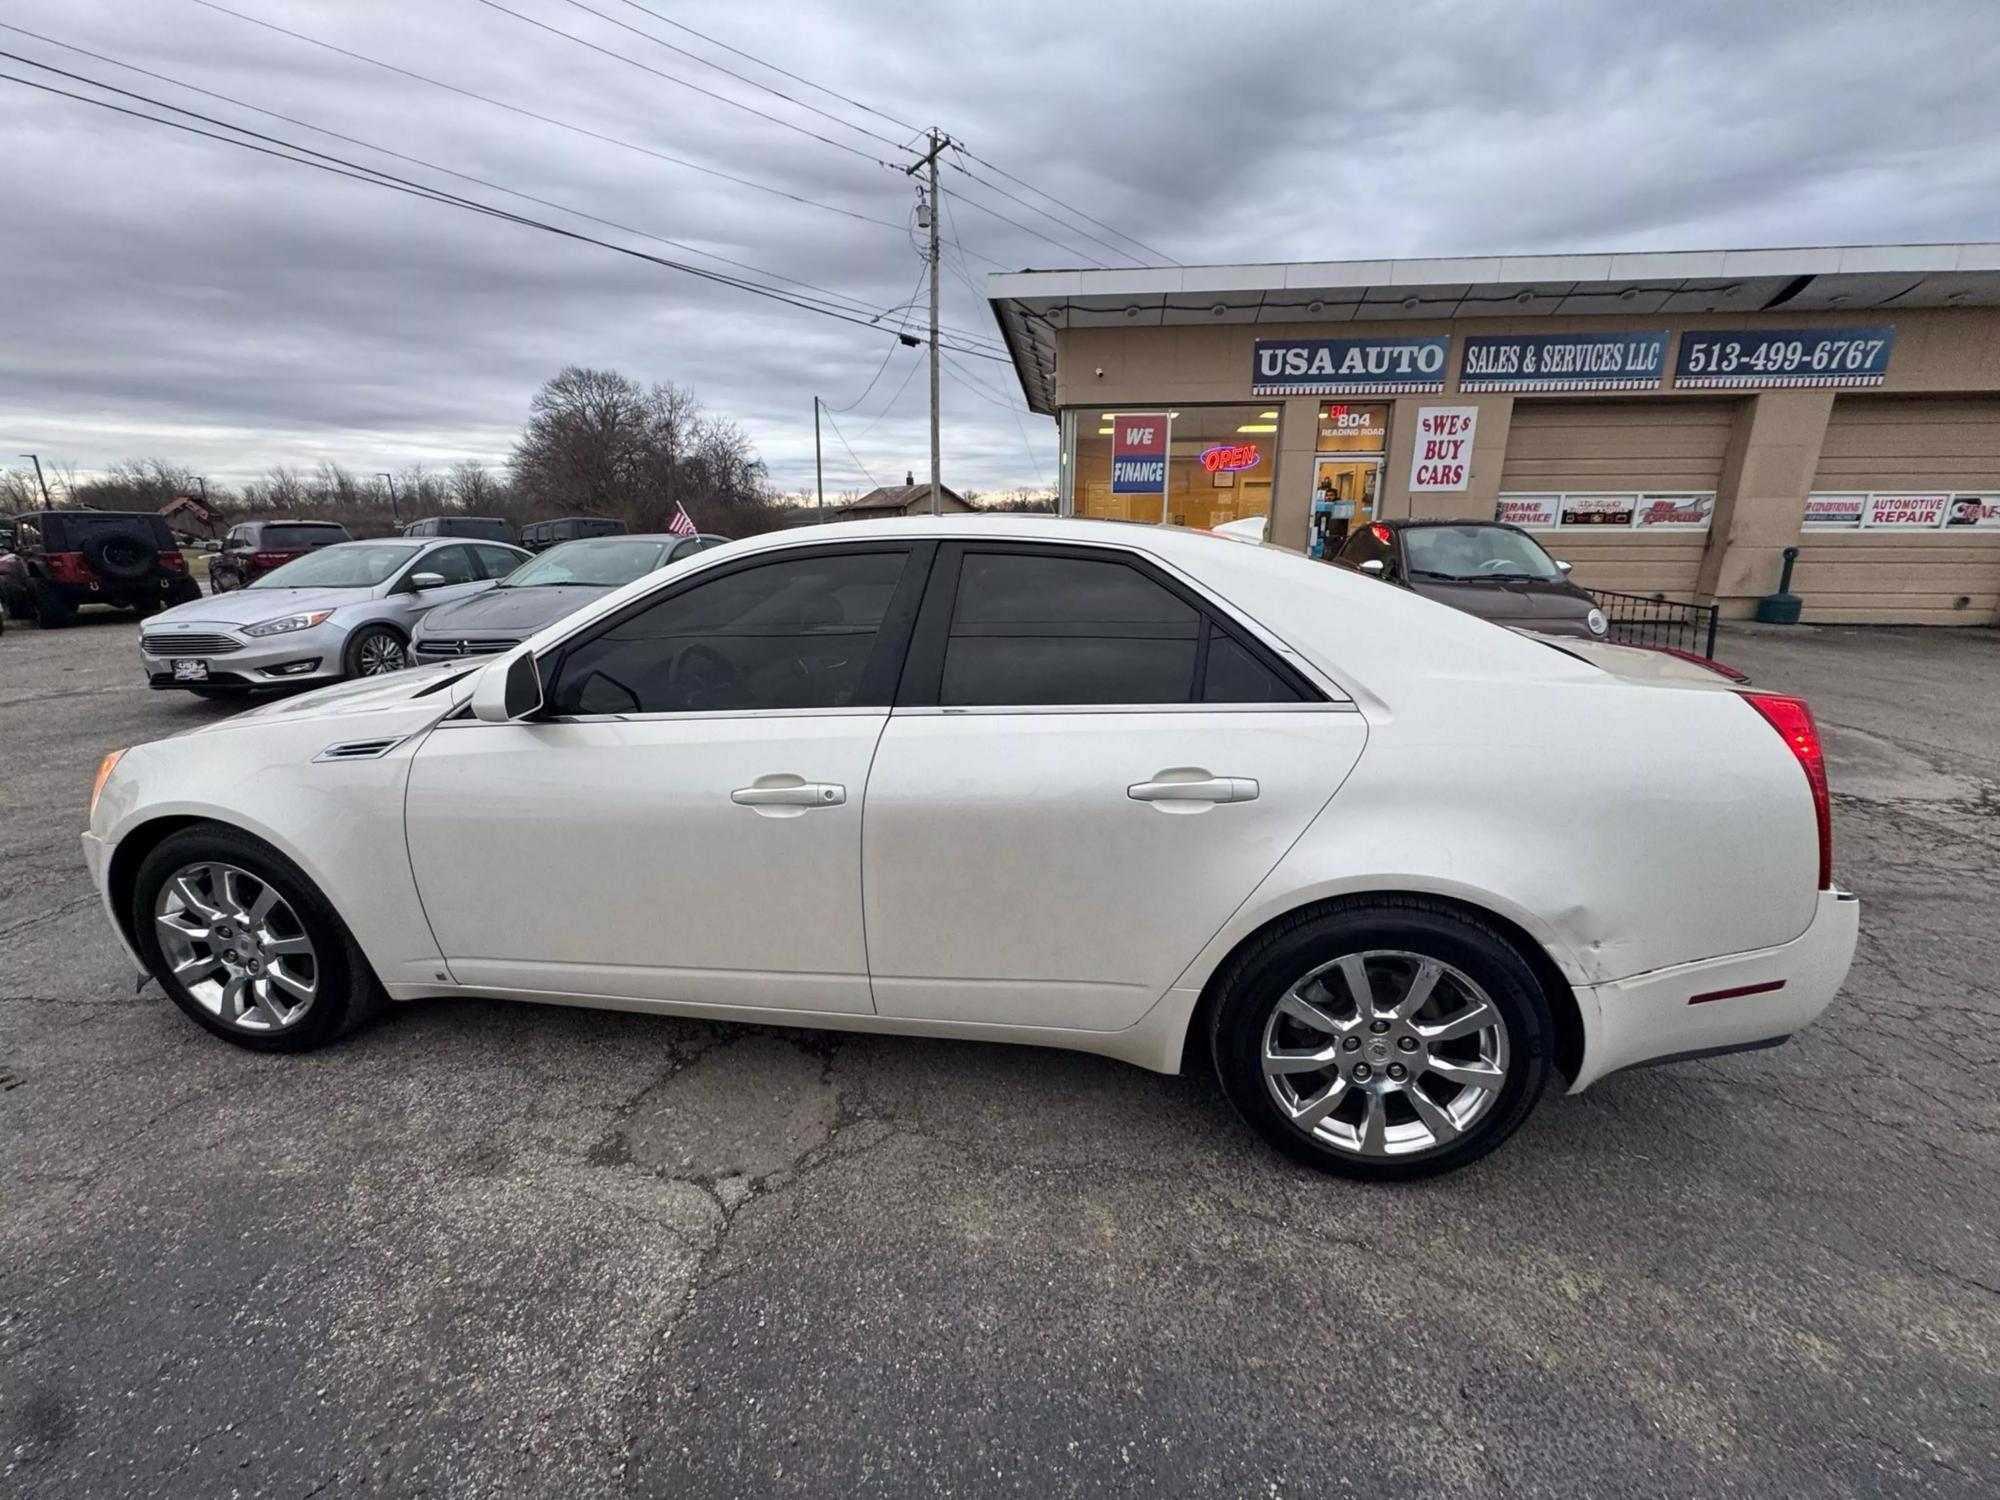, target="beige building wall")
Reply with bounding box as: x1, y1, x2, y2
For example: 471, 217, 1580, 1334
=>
1050, 306, 2000, 623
